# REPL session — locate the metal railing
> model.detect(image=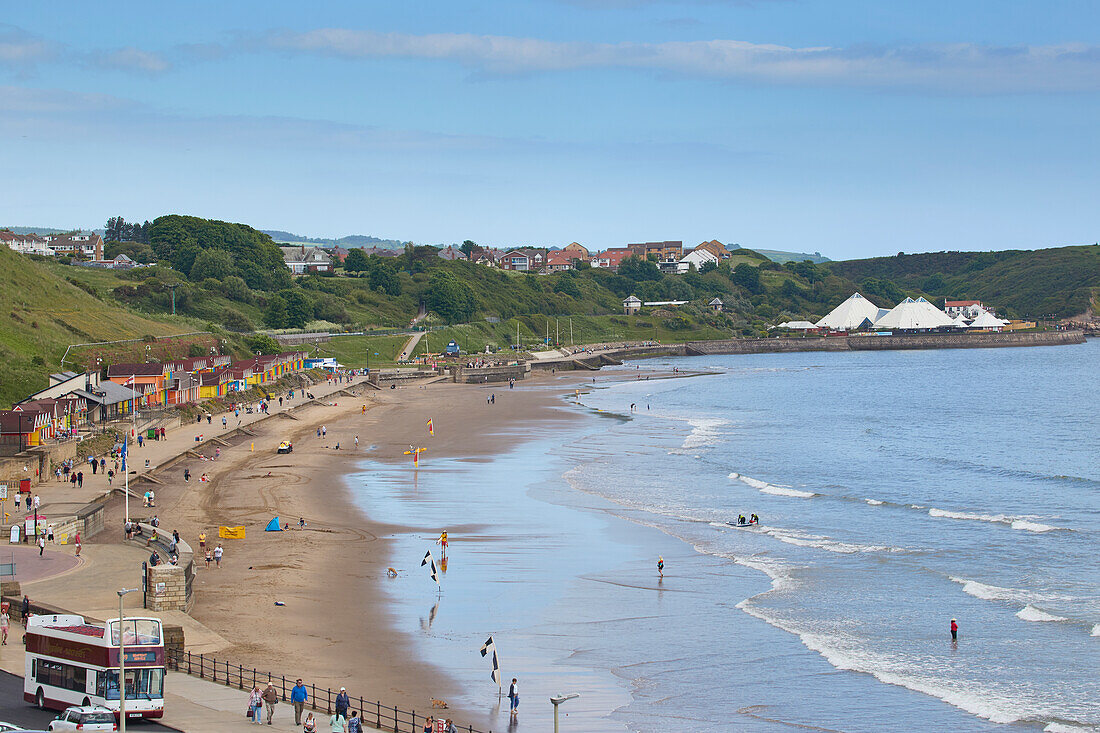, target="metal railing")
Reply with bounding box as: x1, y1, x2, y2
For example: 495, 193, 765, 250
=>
167, 649, 491, 732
